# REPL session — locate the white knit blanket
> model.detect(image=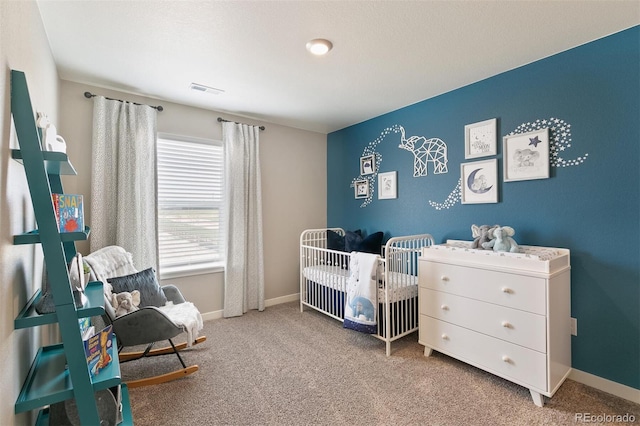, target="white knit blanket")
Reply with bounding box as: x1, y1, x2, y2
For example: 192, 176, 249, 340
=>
158, 301, 203, 347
